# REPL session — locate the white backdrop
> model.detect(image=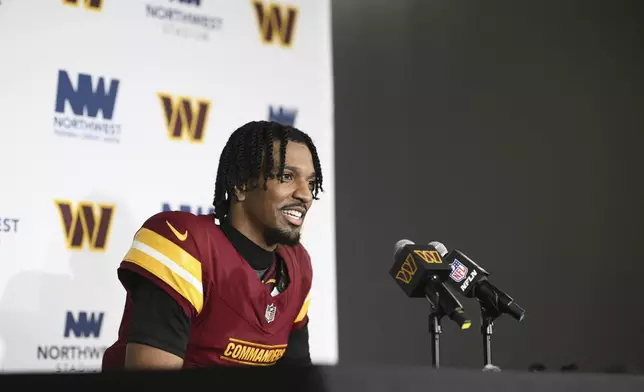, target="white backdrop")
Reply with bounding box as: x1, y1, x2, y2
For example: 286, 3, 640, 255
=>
0, 0, 336, 372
